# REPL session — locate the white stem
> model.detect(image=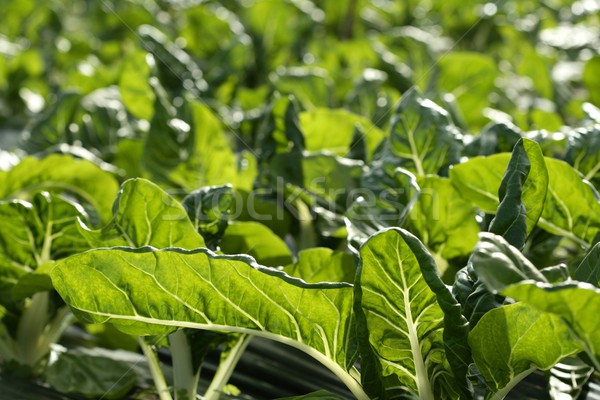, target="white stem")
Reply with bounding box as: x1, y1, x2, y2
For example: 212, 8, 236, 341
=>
139, 337, 173, 400
16, 292, 49, 367
489, 367, 536, 400
169, 330, 199, 400
204, 335, 252, 400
